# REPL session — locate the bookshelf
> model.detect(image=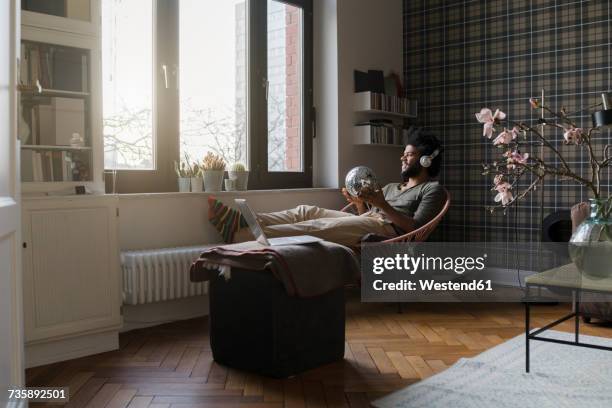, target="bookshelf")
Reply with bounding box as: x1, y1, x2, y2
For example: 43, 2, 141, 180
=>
354, 109, 415, 119
353, 91, 417, 146
354, 125, 406, 147
19, 1, 122, 369
353, 91, 417, 118
19, 1, 103, 194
